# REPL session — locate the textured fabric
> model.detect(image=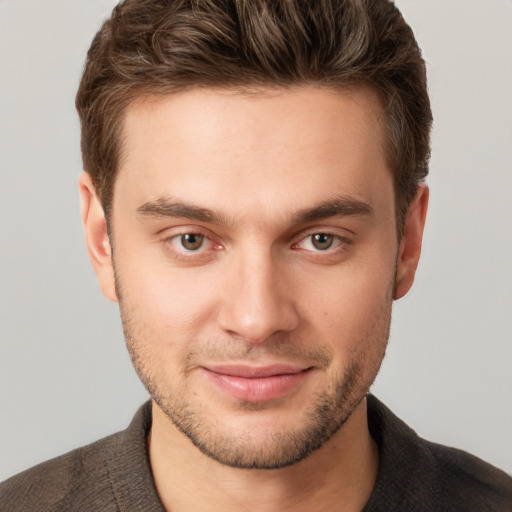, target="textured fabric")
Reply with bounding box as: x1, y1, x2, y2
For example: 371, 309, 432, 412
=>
0, 404, 164, 512
363, 396, 512, 511
1, 396, 511, 511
